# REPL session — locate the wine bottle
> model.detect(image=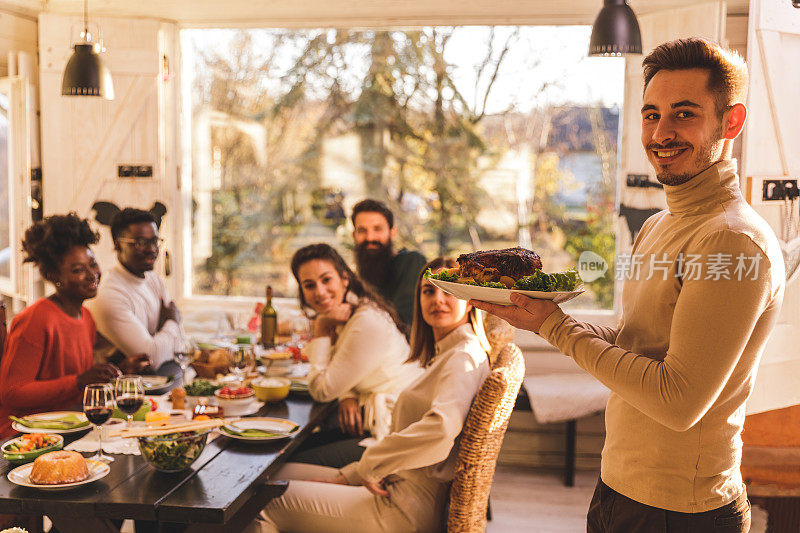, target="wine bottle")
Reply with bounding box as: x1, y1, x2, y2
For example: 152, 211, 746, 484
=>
260, 285, 277, 348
